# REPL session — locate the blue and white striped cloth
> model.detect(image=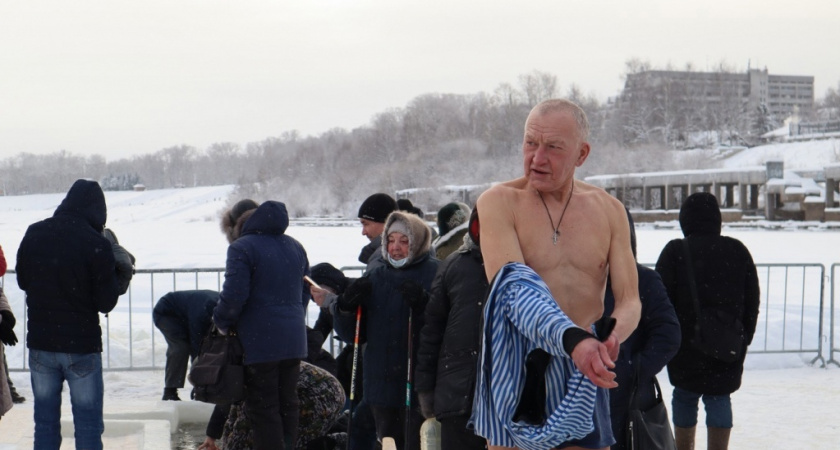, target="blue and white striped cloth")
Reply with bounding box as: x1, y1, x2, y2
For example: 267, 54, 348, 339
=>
470, 262, 598, 450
